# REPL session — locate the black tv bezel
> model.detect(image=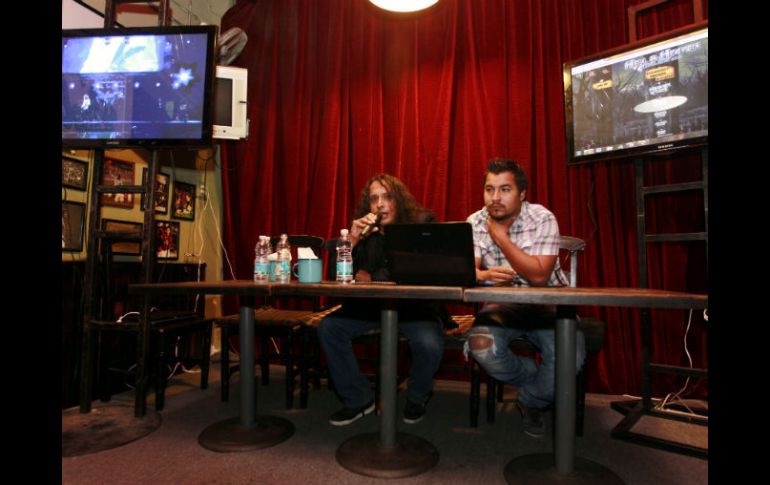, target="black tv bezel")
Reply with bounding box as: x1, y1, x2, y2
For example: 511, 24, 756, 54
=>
562, 21, 708, 166
61, 25, 218, 149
